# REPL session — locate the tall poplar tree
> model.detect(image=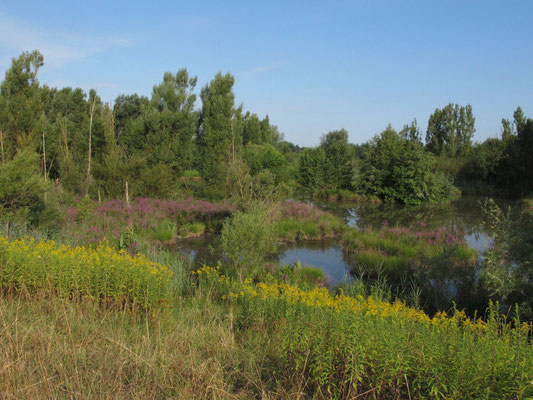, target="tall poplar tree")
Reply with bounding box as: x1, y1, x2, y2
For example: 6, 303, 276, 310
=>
146, 69, 197, 172
196, 72, 237, 189
320, 129, 353, 189
426, 103, 475, 158
0, 50, 45, 157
